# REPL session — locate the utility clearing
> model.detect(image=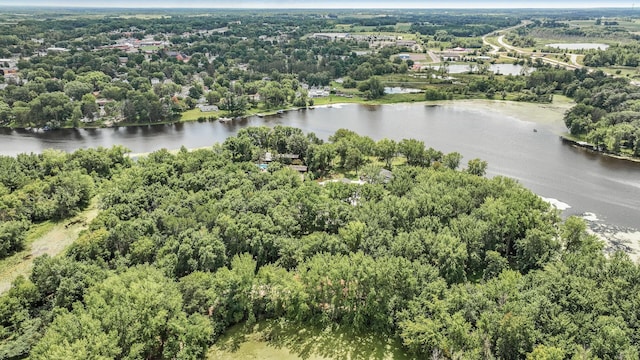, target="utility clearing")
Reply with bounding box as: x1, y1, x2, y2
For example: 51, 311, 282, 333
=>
0, 199, 100, 294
